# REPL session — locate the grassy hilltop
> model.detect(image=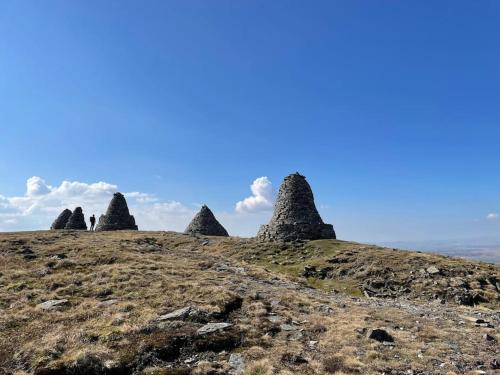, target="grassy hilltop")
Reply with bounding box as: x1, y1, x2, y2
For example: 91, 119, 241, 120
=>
0, 231, 499, 375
